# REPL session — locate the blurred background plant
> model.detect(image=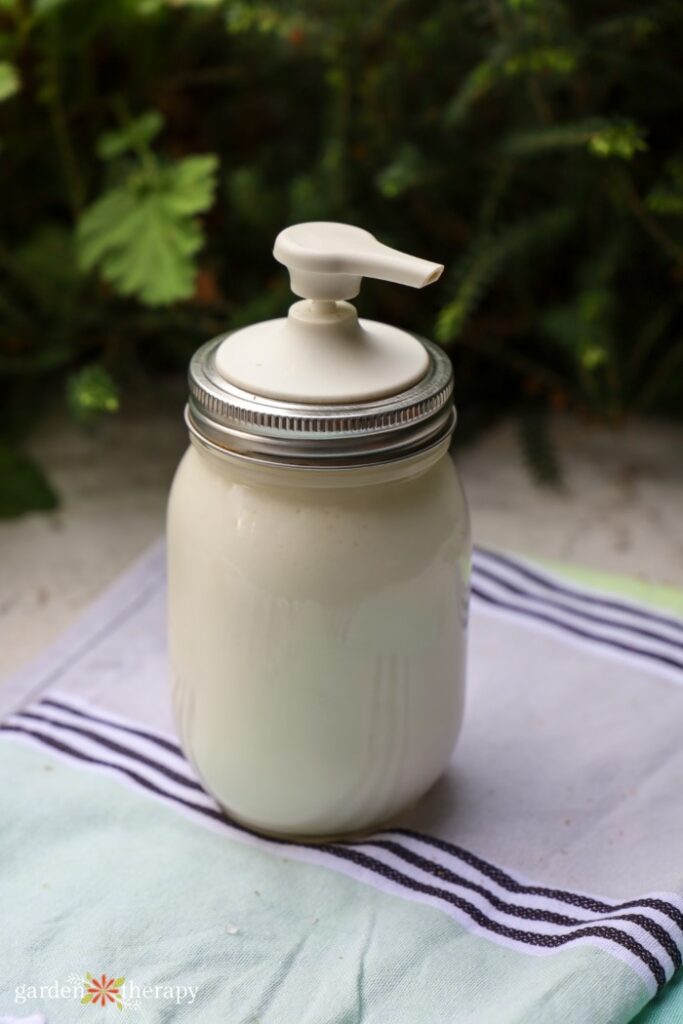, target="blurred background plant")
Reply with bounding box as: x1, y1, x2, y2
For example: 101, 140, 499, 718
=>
1, 0, 682, 514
